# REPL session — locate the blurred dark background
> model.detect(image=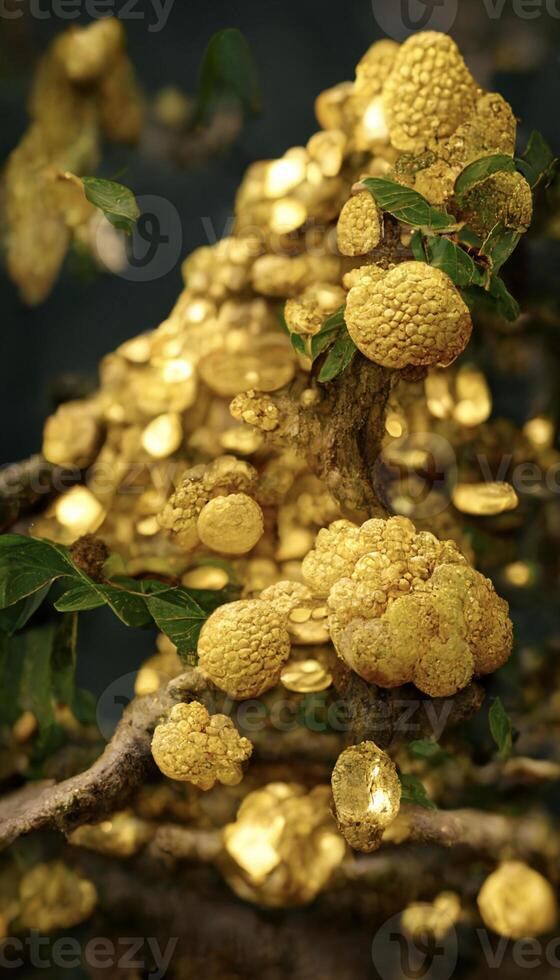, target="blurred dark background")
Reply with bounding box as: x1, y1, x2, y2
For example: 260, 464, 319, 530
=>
0, 0, 559, 707
1, 0, 559, 462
